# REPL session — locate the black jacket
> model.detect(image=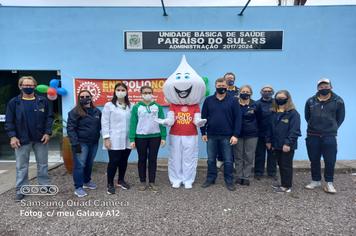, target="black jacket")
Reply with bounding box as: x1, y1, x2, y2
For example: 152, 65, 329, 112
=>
255, 98, 273, 138
5, 95, 53, 145
67, 107, 102, 145
267, 109, 301, 150
239, 100, 259, 138
305, 92, 345, 136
